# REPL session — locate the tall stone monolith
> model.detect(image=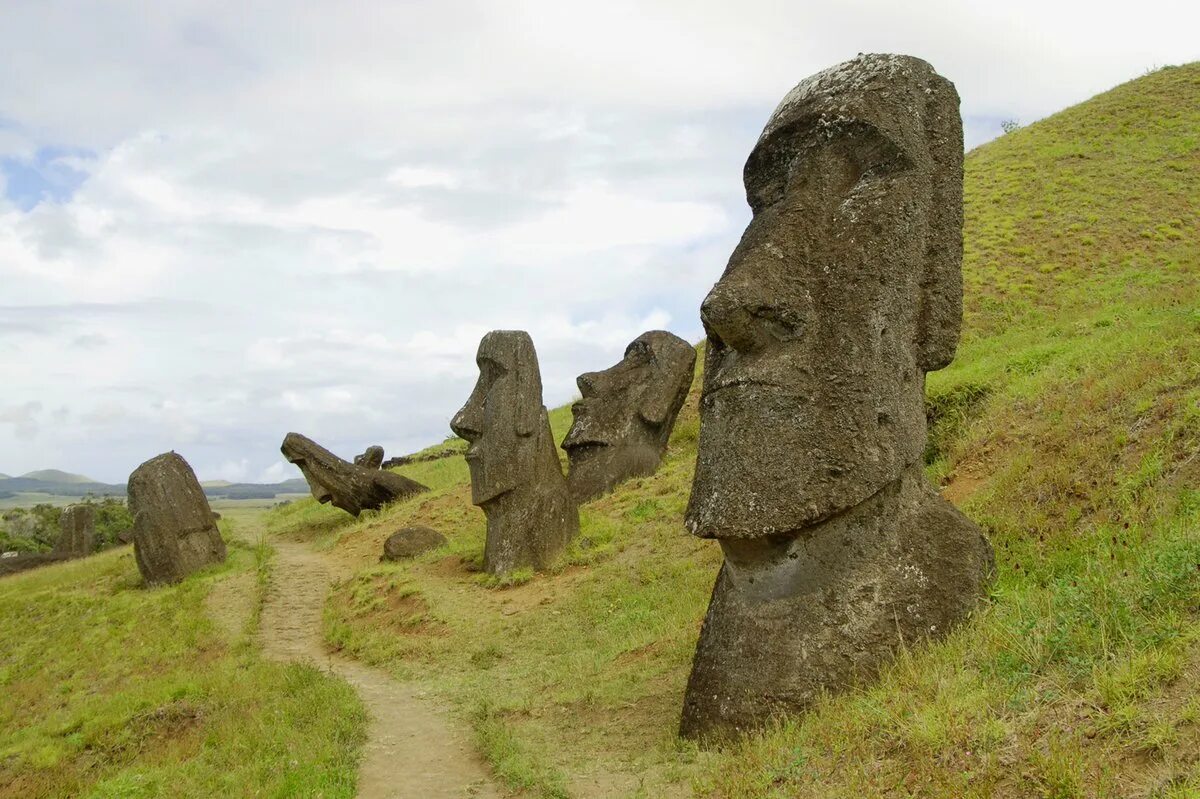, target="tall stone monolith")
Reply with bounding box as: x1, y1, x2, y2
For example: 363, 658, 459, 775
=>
128, 452, 227, 585
451, 331, 578, 575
